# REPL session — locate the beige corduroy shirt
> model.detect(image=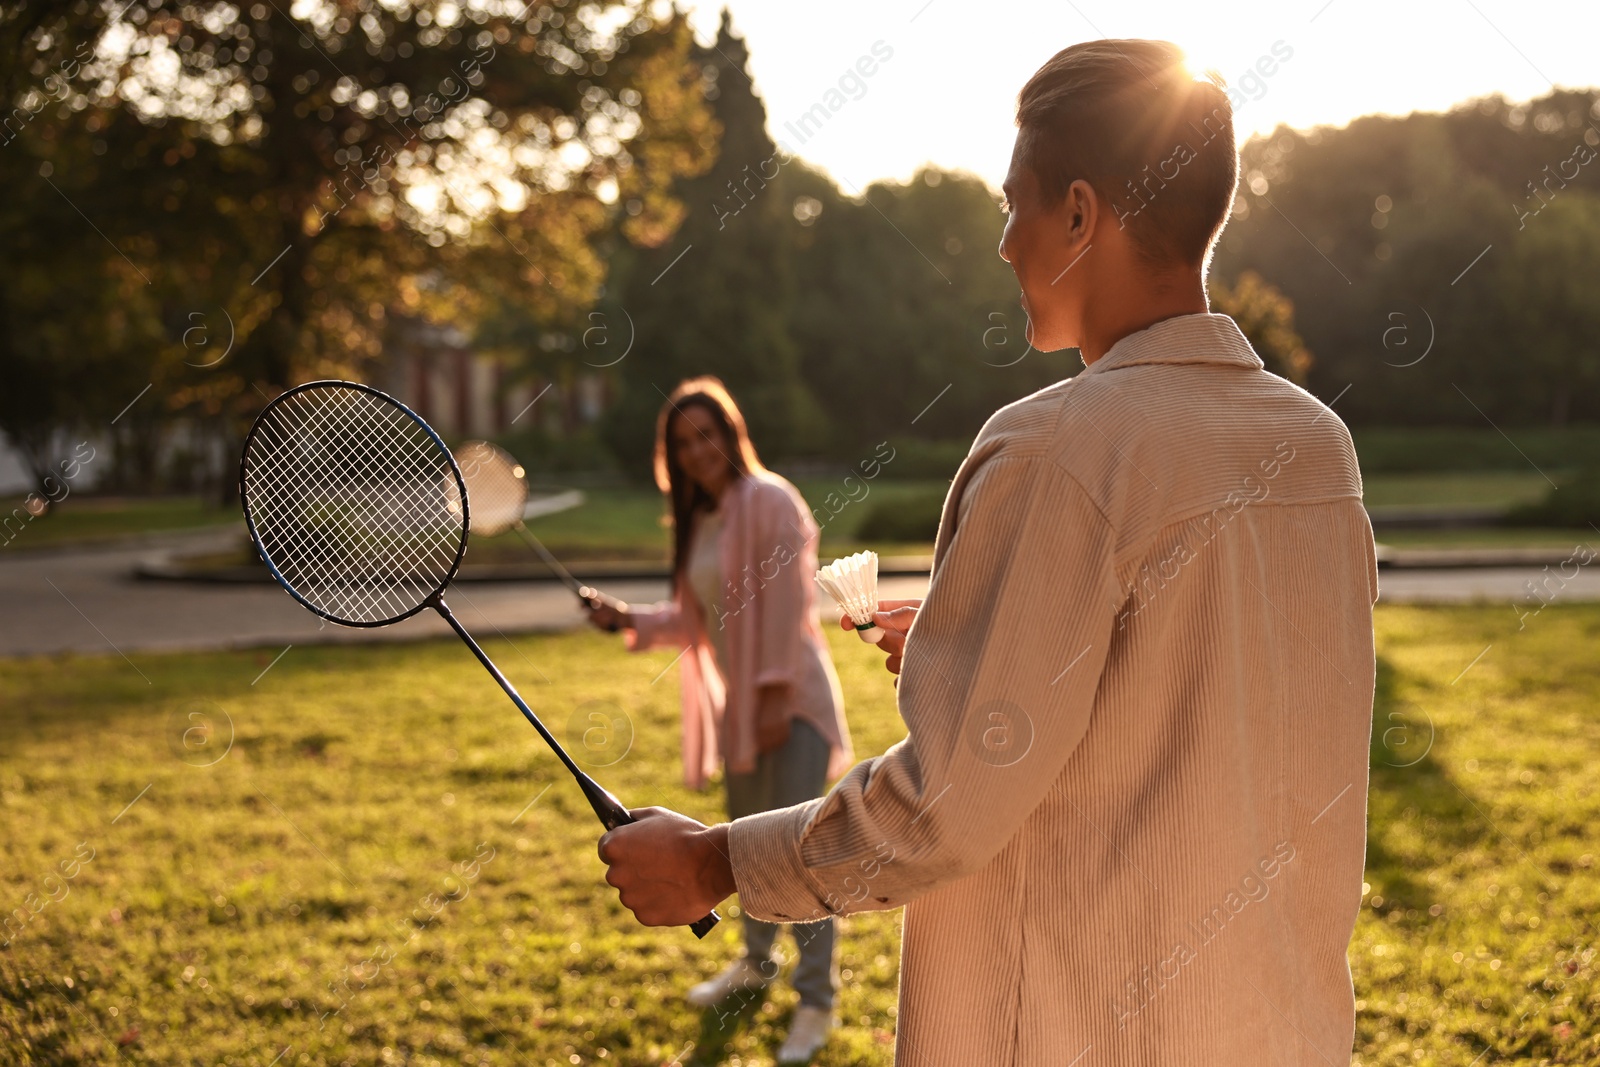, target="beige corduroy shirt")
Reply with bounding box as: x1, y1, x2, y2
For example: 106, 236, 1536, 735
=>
728, 312, 1378, 1066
